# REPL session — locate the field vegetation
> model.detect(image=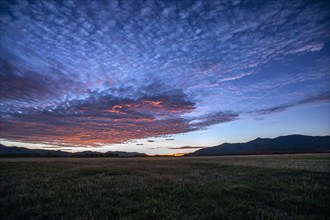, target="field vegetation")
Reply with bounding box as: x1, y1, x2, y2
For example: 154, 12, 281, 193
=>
1, 154, 329, 219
